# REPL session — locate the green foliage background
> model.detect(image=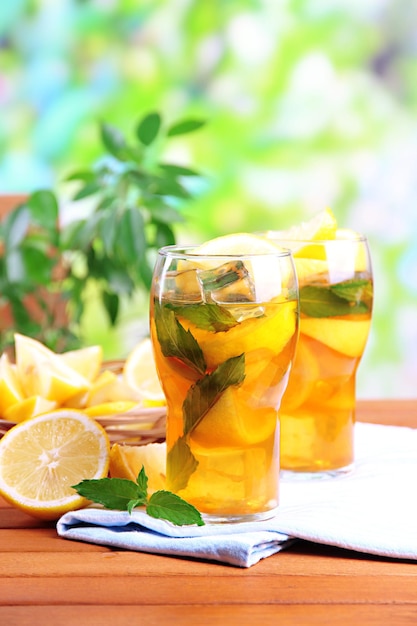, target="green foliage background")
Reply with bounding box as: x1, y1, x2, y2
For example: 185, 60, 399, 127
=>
1, 0, 416, 398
